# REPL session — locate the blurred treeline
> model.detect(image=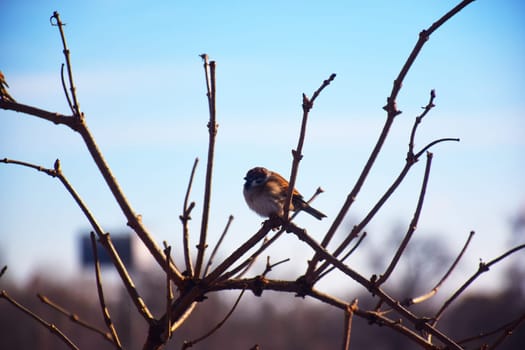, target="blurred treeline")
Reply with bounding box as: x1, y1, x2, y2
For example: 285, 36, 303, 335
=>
1, 255, 523, 350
